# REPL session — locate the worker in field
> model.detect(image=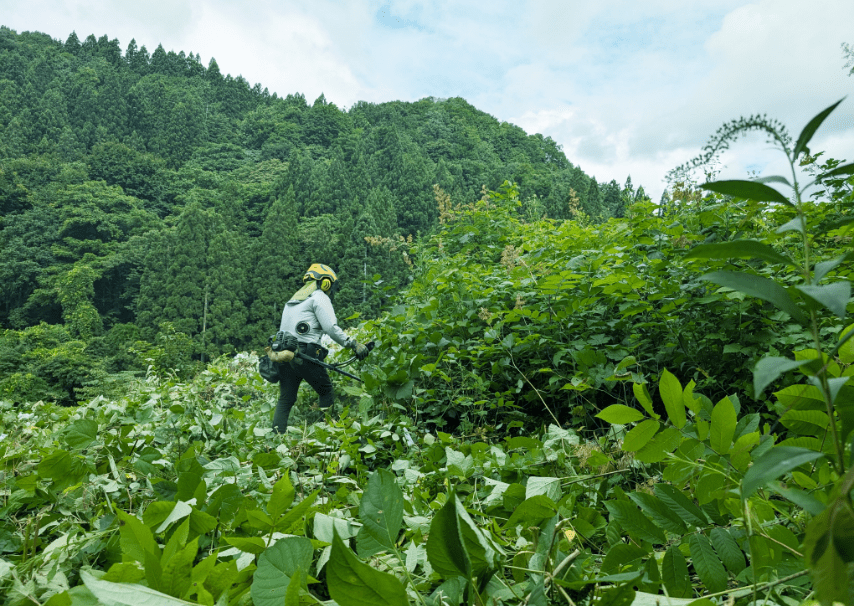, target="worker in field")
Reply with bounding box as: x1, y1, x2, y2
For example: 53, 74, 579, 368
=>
271, 264, 369, 433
